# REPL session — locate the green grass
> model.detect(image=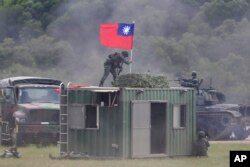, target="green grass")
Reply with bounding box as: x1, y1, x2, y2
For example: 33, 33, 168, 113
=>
0, 143, 250, 167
